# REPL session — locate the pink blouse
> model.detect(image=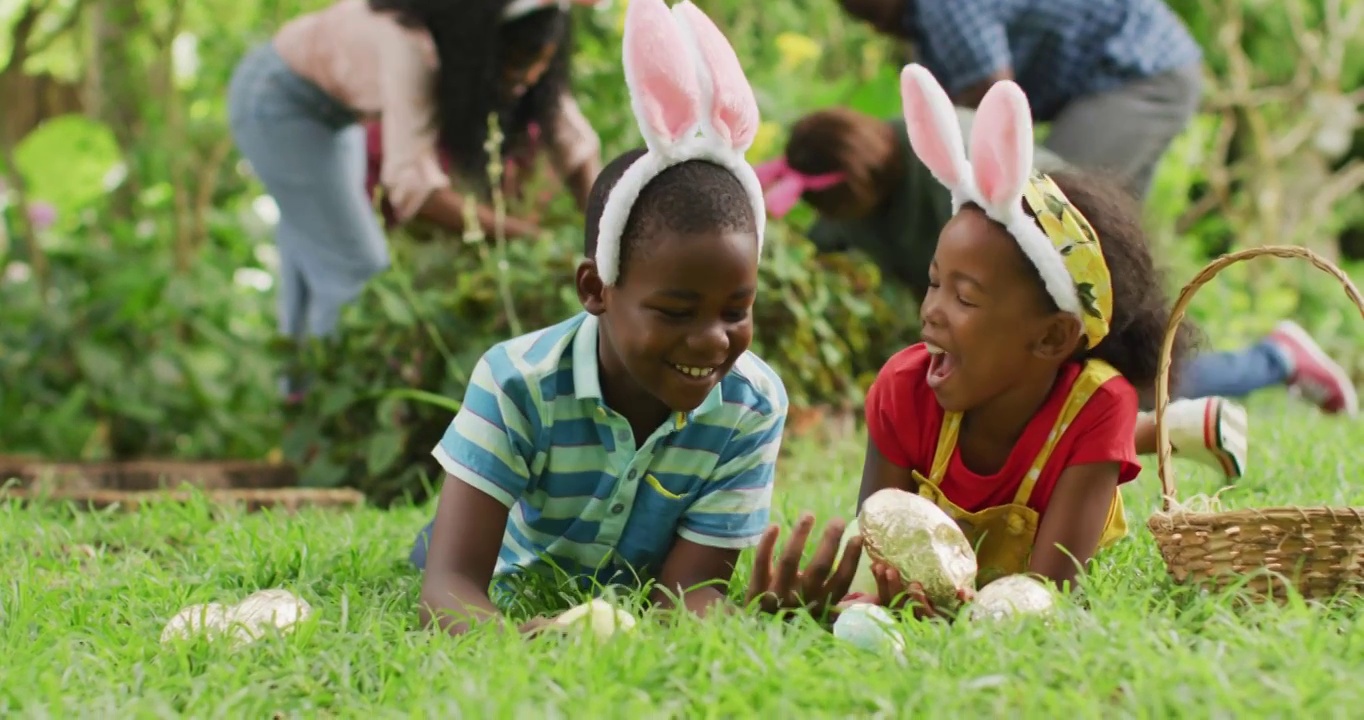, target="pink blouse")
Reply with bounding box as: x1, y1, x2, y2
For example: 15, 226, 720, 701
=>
273, 0, 601, 223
